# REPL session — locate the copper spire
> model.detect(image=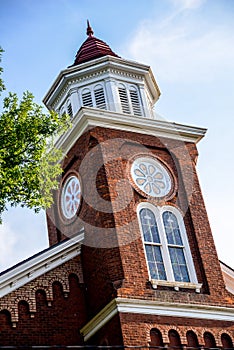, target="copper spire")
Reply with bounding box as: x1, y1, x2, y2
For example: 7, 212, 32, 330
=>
86, 20, 94, 37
